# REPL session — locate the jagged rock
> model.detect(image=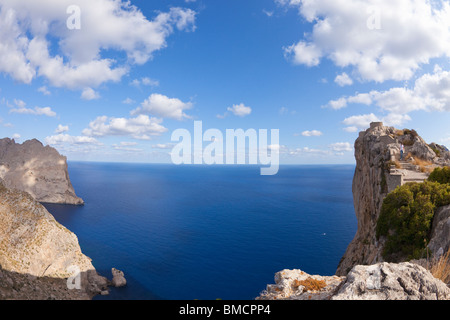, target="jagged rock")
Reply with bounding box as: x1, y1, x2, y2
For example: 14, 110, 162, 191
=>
111, 268, 126, 287
333, 262, 450, 300
0, 183, 106, 299
428, 205, 450, 258
0, 138, 83, 205
256, 269, 345, 300
257, 262, 450, 300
